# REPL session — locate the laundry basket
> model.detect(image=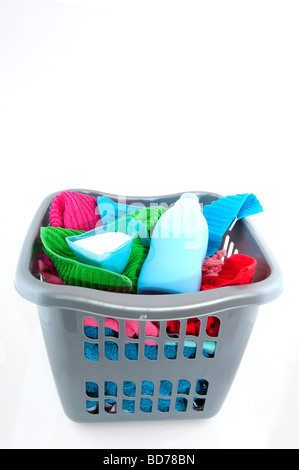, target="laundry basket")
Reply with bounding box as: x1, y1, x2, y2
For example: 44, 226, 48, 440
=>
15, 189, 283, 422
